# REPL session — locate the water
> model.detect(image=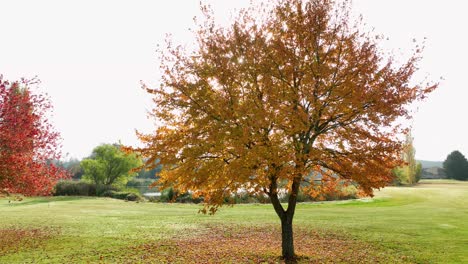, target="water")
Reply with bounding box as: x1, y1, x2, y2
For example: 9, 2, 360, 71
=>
142, 192, 161, 197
